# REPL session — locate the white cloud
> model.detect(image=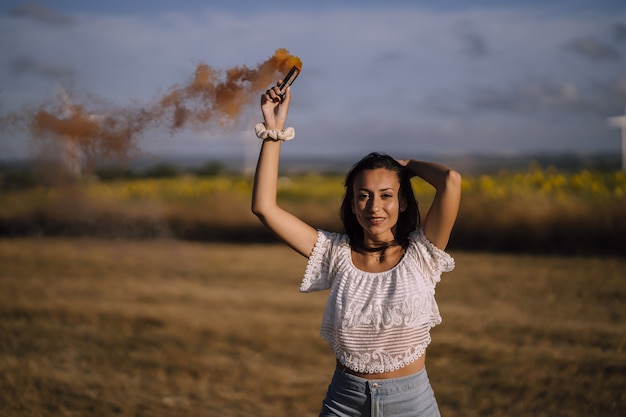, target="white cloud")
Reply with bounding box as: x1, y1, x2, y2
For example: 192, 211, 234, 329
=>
564, 36, 621, 61
10, 3, 76, 26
